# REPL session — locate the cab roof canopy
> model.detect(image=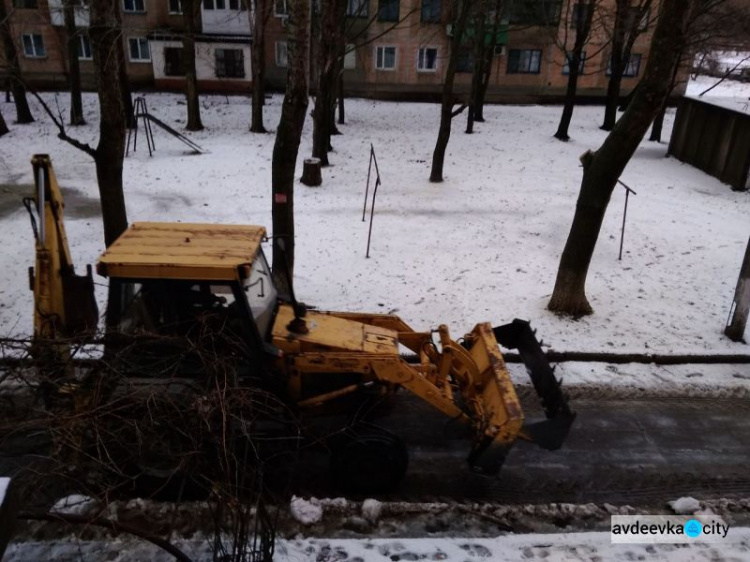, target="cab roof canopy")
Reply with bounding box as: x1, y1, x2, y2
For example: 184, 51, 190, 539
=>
97, 222, 266, 281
